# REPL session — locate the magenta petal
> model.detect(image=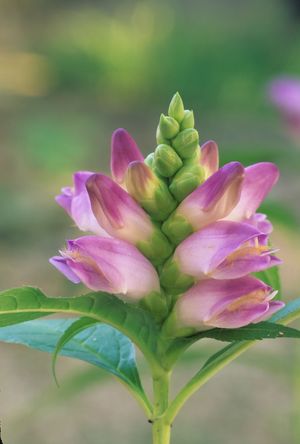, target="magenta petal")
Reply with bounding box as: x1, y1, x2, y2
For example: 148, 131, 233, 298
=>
253, 301, 285, 323
86, 173, 153, 244
110, 128, 144, 184
49, 256, 81, 284
175, 220, 262, 276
268, 78, 300, 115
200, 140, 219, 178
179, 162, 244, 230
225, 163, 279, 222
